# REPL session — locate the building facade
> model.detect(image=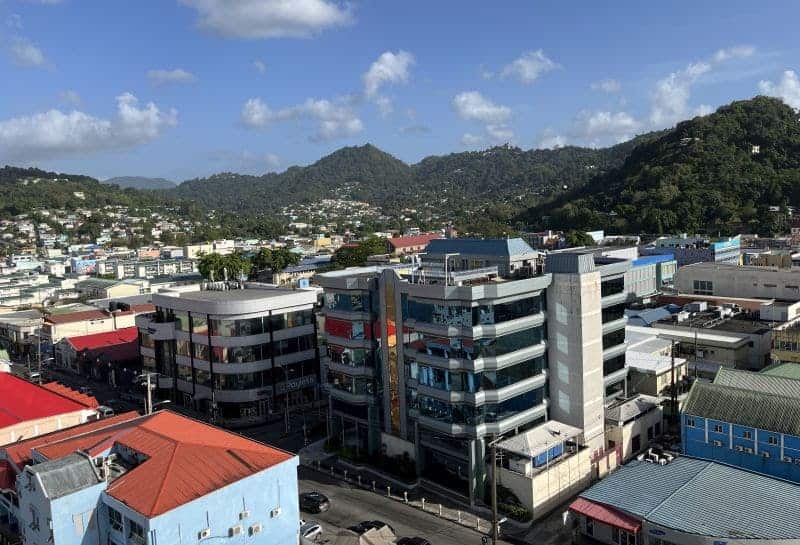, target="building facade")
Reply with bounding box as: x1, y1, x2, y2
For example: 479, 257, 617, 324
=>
641, 234, 741, 267
317, 240, 648, 505
137, 285, 320, 427
675, 262, 800, 301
